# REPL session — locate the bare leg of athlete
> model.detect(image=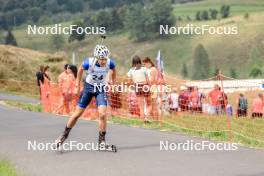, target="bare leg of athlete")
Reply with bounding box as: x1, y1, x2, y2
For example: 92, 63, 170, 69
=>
98, 106, 107, 143
55, 107, 85, 146
66, 107, 85, 128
